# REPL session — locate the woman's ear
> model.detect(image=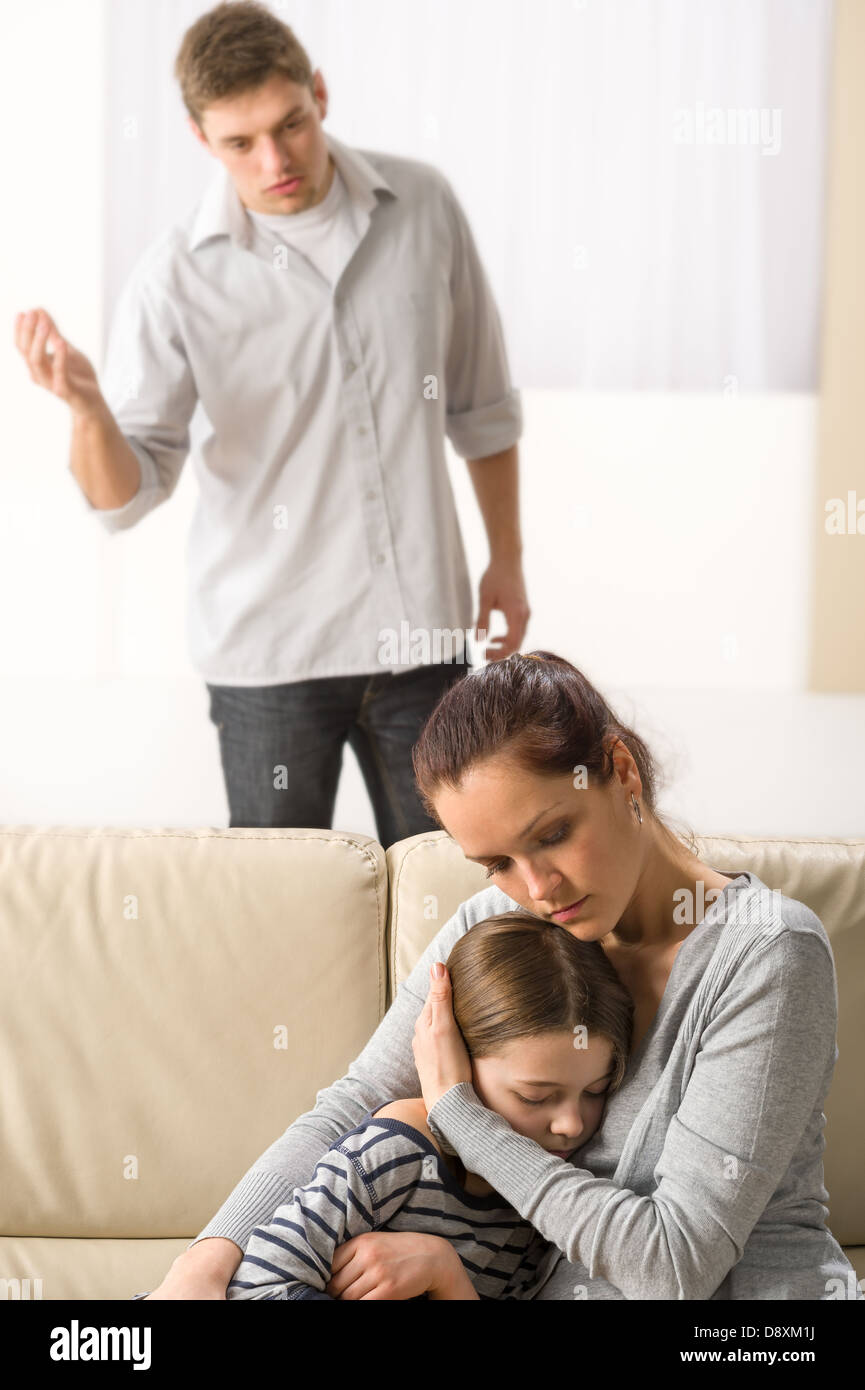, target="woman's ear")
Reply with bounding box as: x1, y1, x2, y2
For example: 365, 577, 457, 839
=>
609, 736, 642, 800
